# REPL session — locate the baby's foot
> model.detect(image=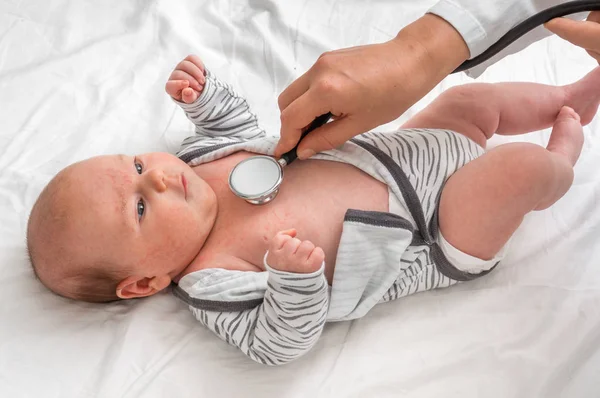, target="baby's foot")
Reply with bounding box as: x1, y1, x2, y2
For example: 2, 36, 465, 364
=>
546, 106, 584, 166
564, 66, 600, 125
